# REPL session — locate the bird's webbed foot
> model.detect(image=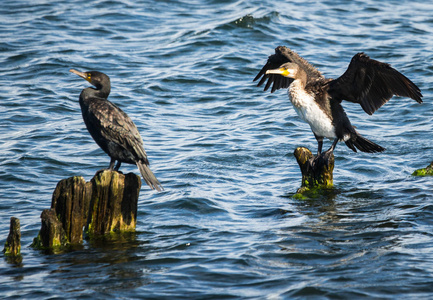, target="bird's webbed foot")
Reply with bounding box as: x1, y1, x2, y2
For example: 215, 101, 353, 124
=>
320, 138, 338, 162
308, 142, 336, 171
321, 148, 334, 163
